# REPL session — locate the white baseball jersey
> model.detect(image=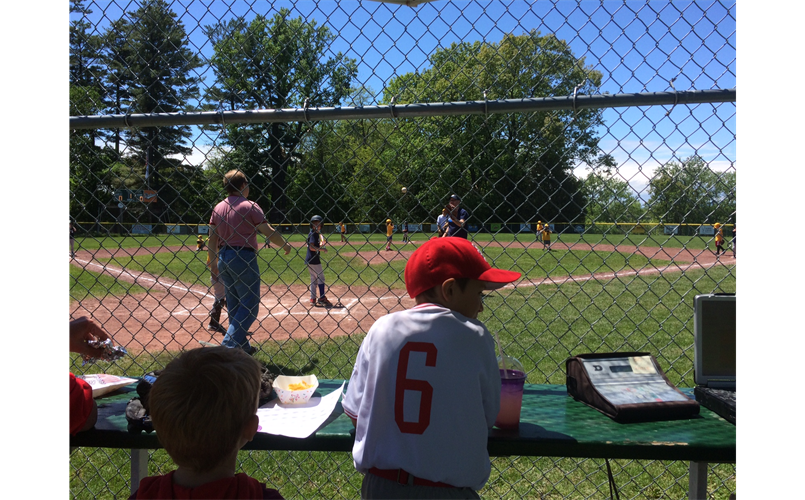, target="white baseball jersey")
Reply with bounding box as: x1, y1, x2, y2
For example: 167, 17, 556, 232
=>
342, 303, 501, 490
